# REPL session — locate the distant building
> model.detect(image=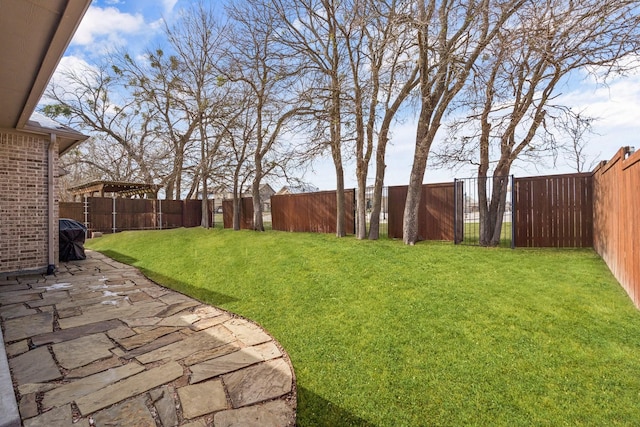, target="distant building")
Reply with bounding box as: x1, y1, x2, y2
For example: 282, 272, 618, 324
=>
275, 184, 320, 195
211, 183, 276, 212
